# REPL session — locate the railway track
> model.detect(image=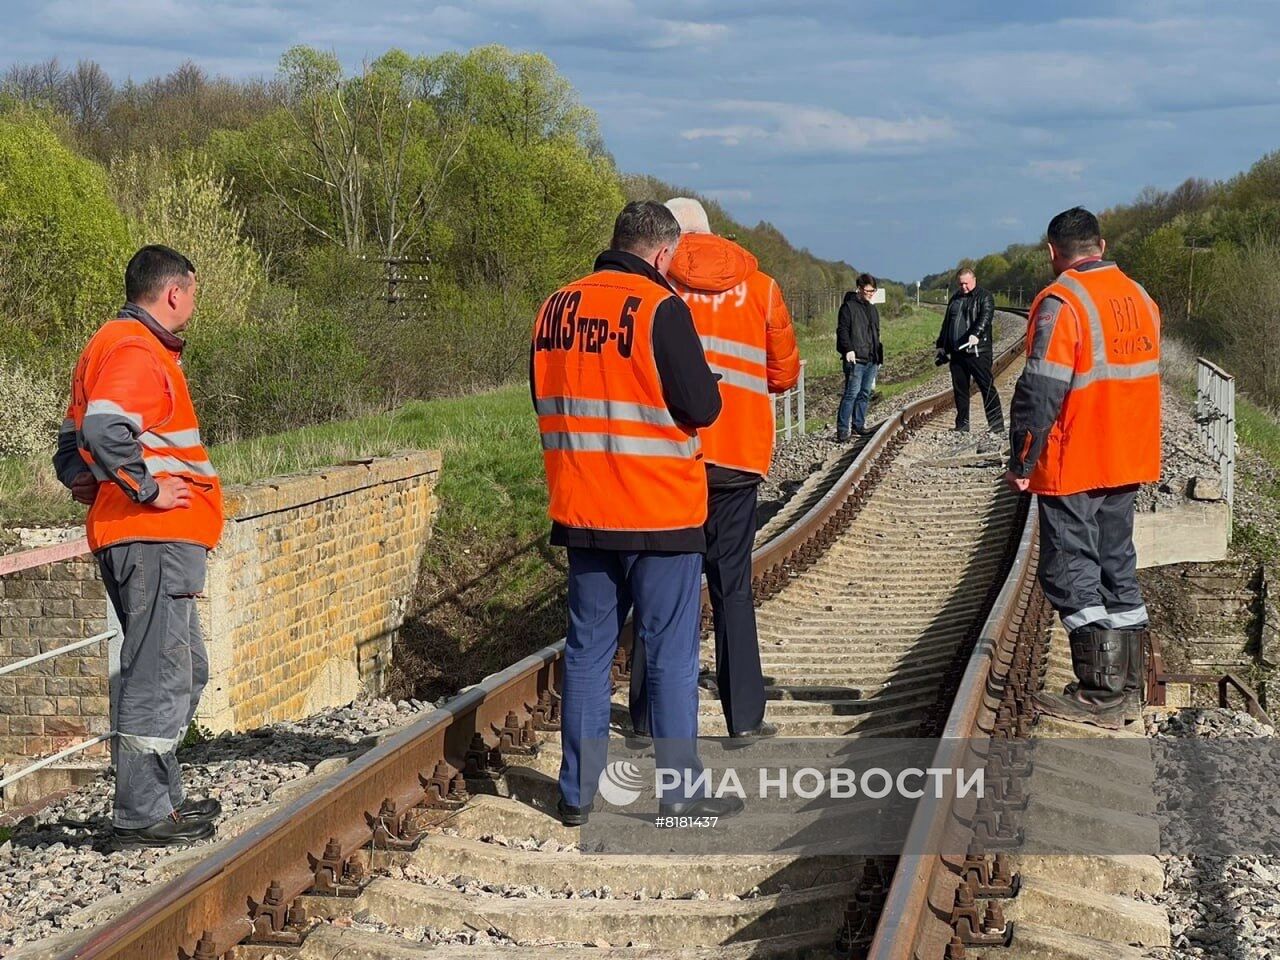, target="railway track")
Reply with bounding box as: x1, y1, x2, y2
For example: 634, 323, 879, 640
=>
51, 314, 1167, 960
